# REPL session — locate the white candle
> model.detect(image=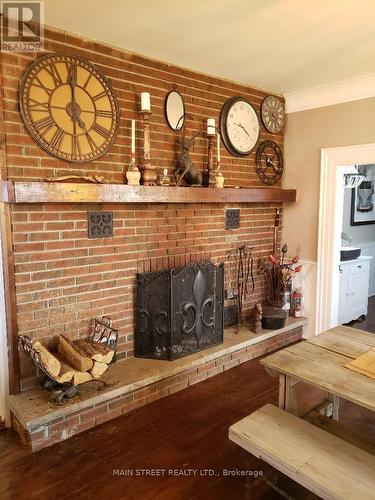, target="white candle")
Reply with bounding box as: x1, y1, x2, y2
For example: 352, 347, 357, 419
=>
217, 133, 221, 163
131, 119, 135, 157
207, 118, 215, 135
141, 92, 151, 111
